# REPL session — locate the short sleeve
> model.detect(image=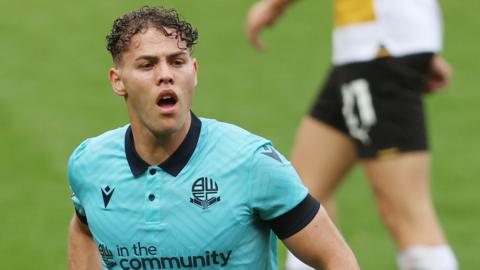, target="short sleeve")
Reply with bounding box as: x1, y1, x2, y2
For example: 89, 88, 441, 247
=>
71, 192, 88, 224
68, 139, 91, 224
249, 143, 320, 239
